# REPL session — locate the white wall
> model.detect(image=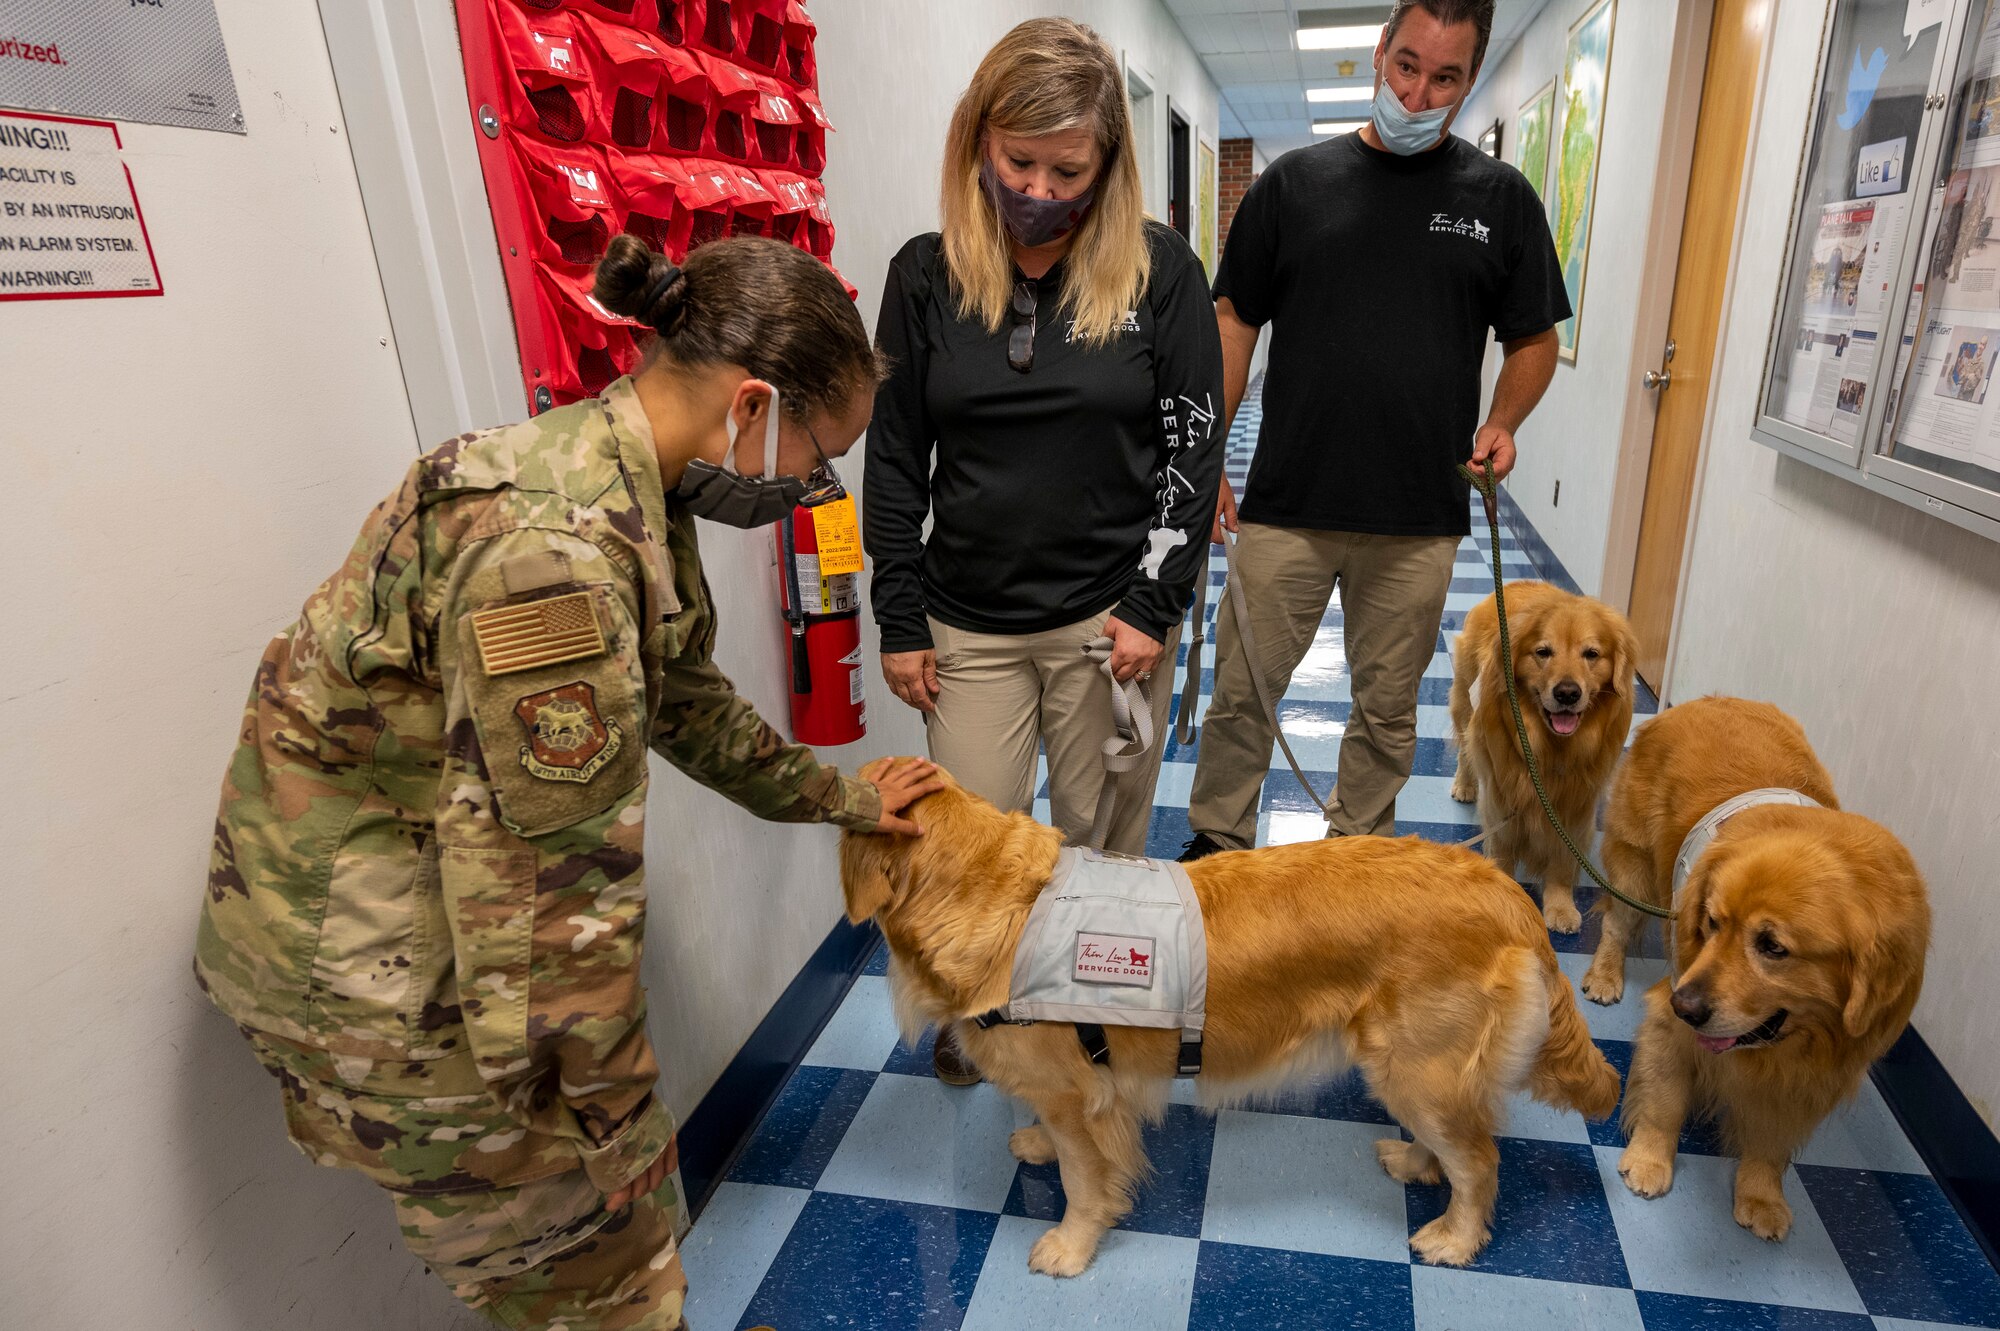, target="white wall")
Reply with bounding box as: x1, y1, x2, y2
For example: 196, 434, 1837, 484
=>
1454, 0, 1700, 595
1671, 0, 2000, 1128
0, 3, 489, 1324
